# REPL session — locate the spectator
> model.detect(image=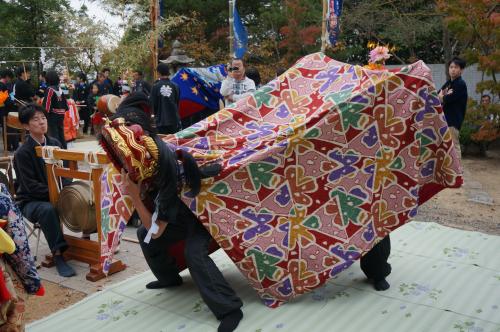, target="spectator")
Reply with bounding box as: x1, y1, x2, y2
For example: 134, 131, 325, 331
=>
220, 58, 256, 104
14, 104, 75, 277
438, 57, 468, 159
43, 70, 68, 149
102, 68, 114, 95
132, 70, 151, 96
0, 69, 17, 150
96, 72, 112, 95
480, 94, 491, 107
13, 66, 37, 105
73, 72, 90, 134
37, 71, 47, 98
246, 67, 262, 89
149, 63, 181, 134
